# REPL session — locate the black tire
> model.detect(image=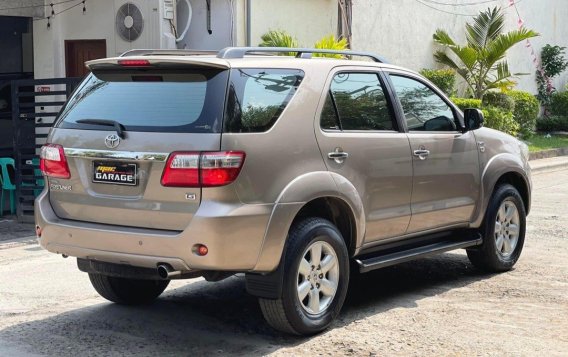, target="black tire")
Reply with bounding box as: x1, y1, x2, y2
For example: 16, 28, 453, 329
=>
259, 217, 349, 335
88, 273, 170, 305
467, 184, 526, 272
